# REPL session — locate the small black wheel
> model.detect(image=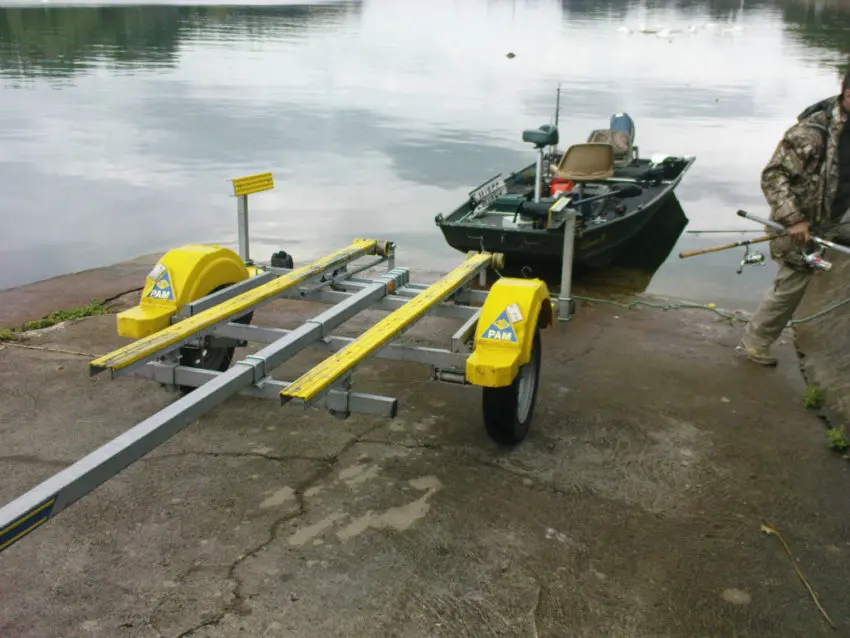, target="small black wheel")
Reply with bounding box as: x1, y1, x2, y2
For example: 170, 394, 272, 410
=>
481, 326, 542, 446
177, 284, 254, 395
271, 250, 294, 269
